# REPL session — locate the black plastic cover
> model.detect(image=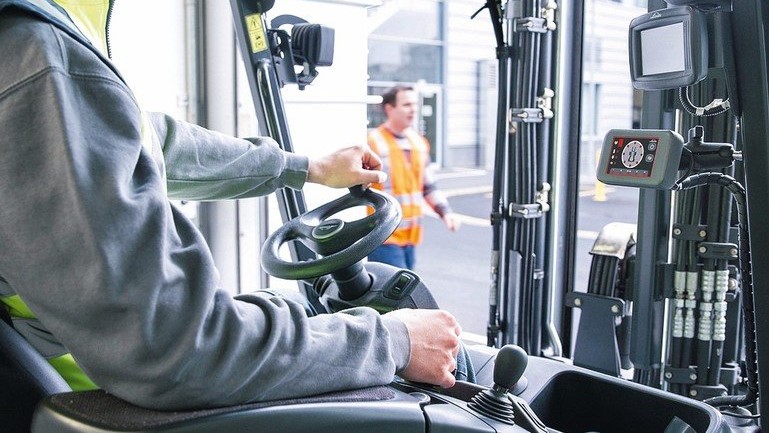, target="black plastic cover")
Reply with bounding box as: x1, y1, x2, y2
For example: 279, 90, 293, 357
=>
291, 23, 334, 67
